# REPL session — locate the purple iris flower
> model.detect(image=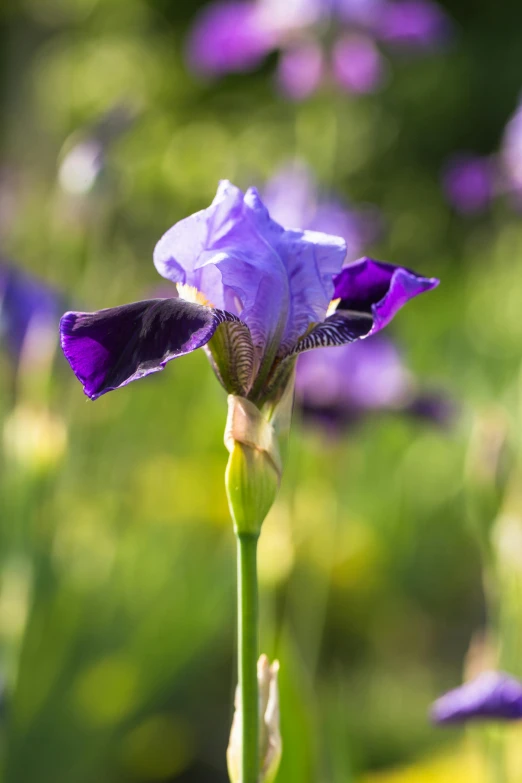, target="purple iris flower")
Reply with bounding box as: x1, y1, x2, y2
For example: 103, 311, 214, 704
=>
331, 34, 386, 94
185, 1, 277, 76
276, 42, 325, 101
431, 672, 522, 724
376, 0, 450, 49
59, 181, 438, 403
295, 334, 411, 427
262, 163, 382, 261
295, 333, 453, 430
0, 262, 62, 364
441, 154, 495, 215
186, 0, 449, 99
